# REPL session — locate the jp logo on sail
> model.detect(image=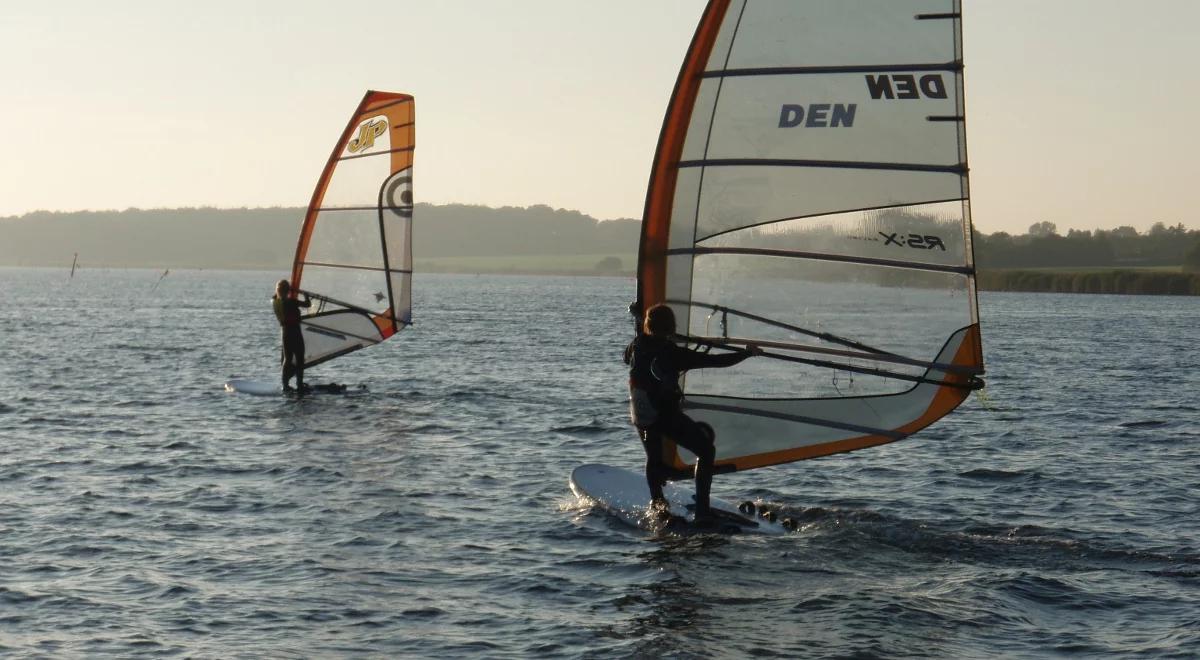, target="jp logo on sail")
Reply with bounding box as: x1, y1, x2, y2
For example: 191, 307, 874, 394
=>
348, 118, 388, 153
